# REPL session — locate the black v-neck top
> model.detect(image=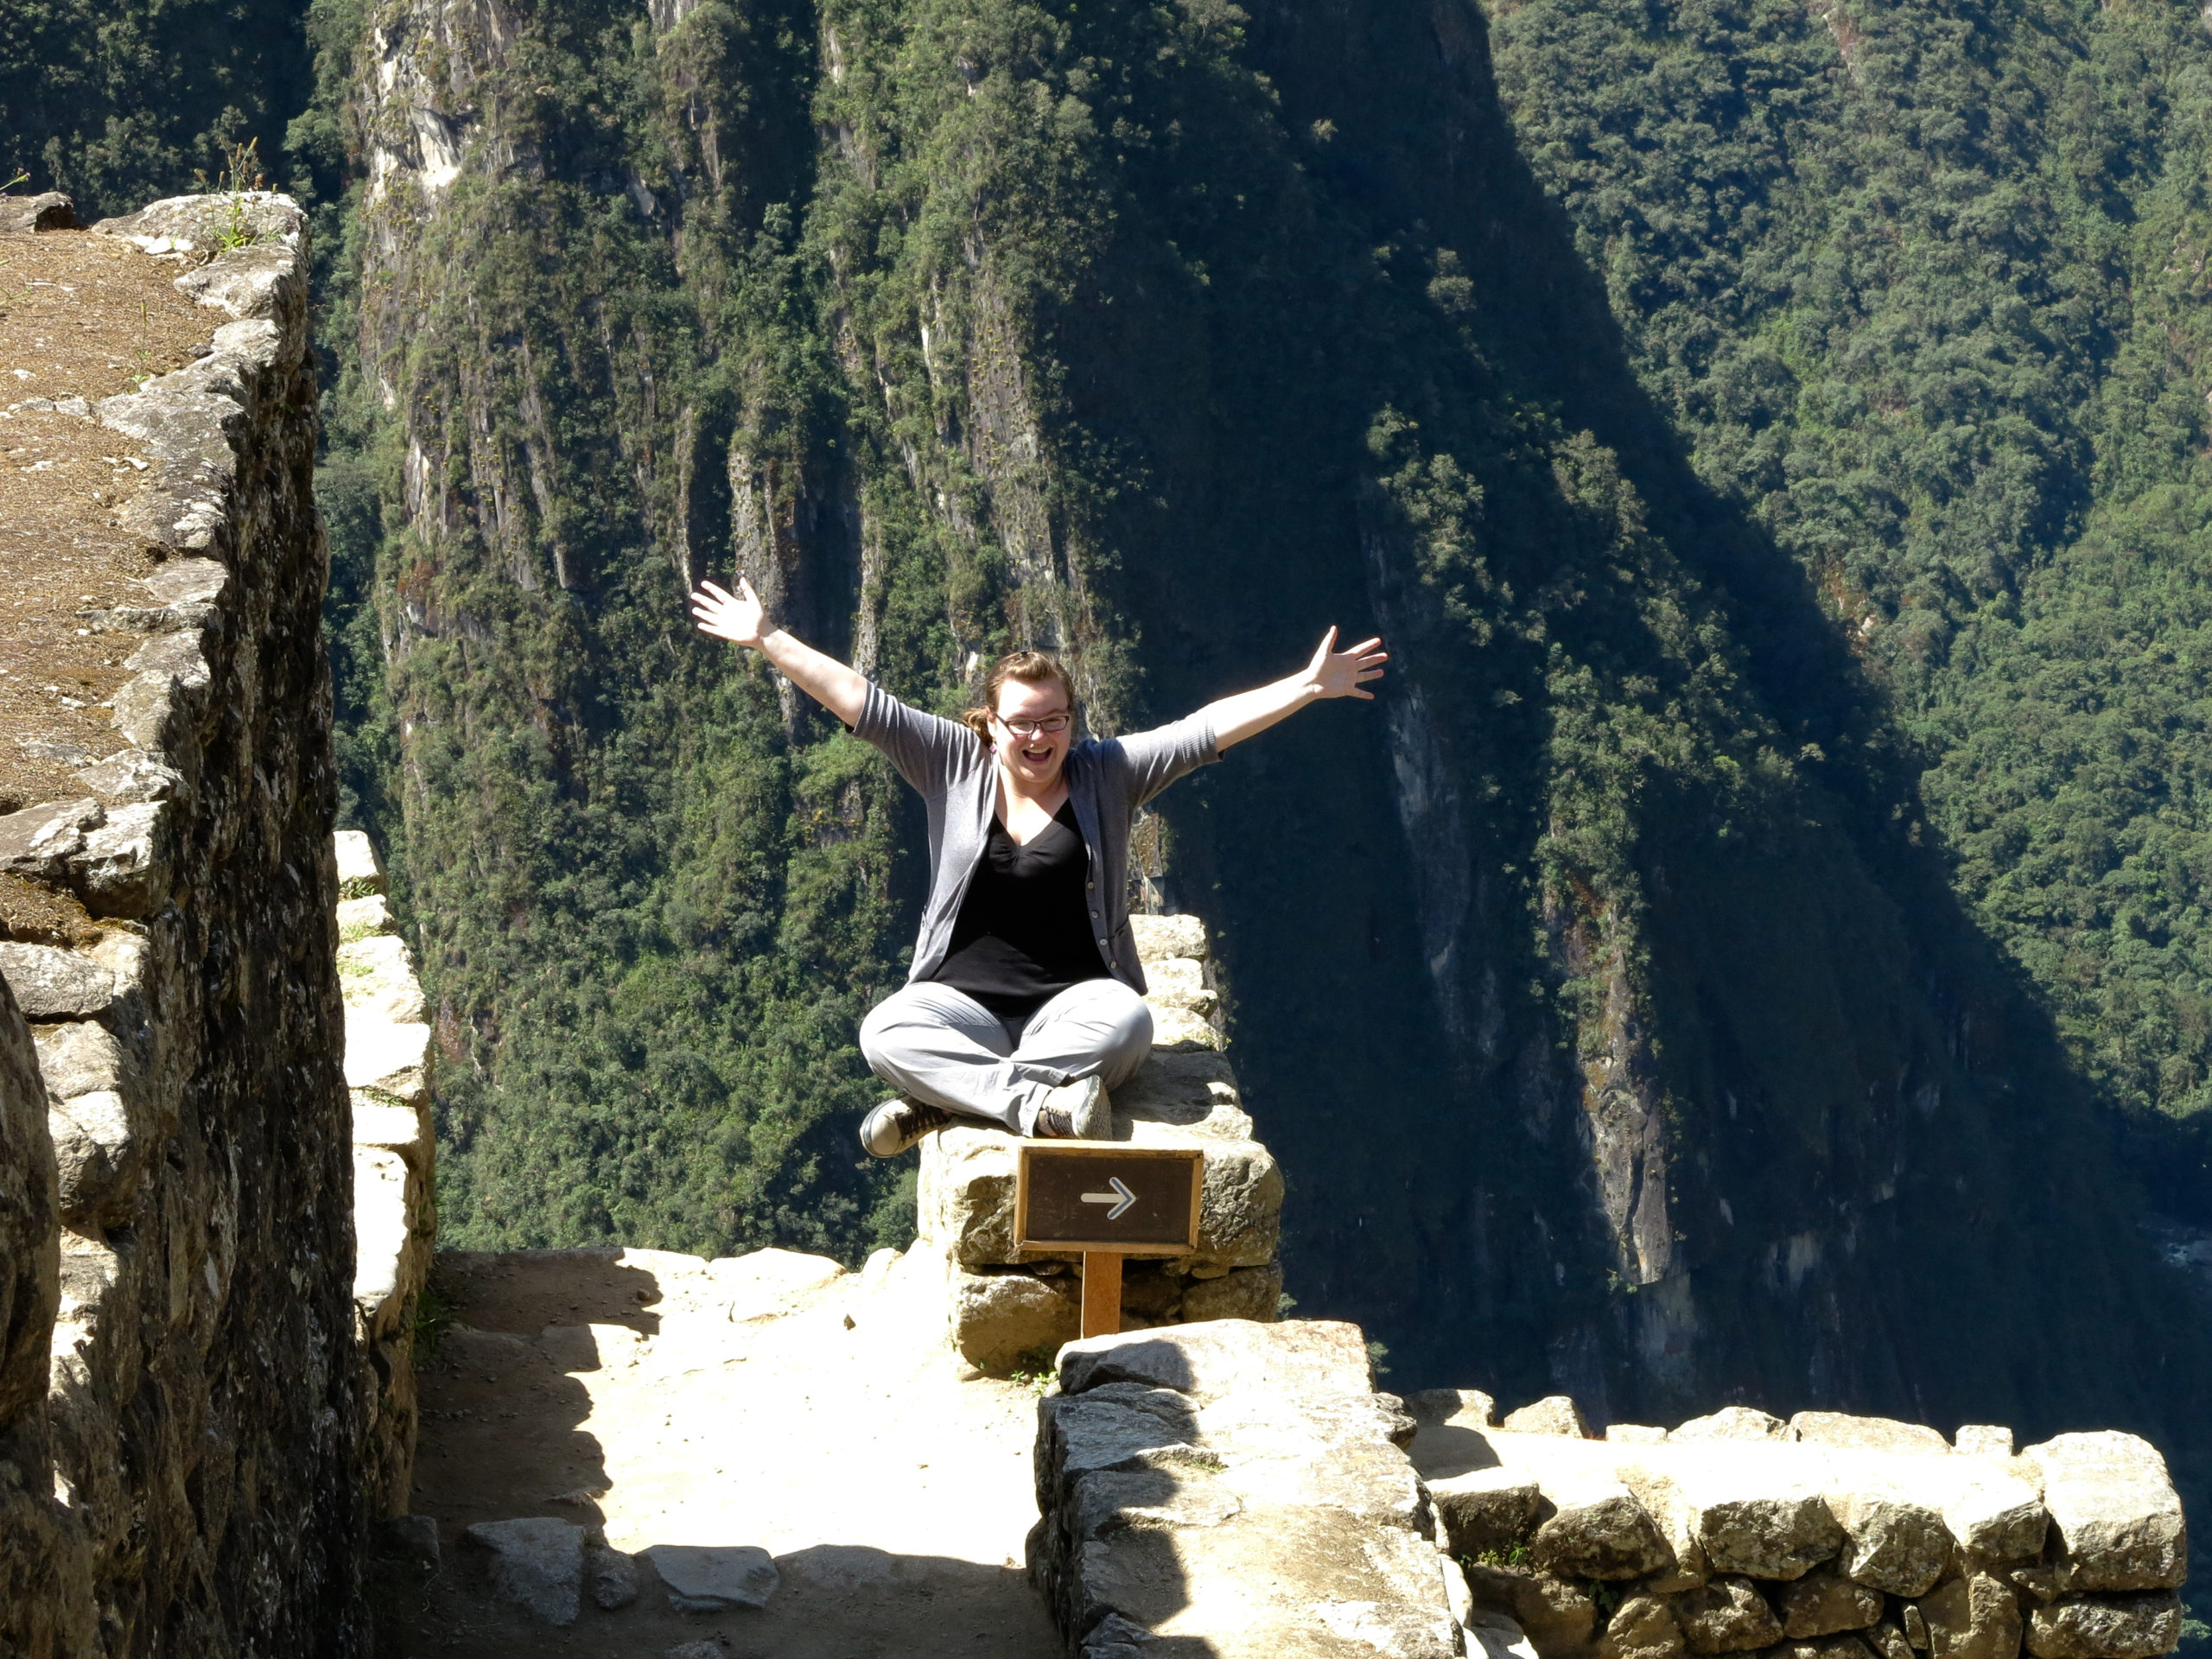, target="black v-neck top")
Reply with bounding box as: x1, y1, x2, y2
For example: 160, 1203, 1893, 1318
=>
930, 797, 1109, 1018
